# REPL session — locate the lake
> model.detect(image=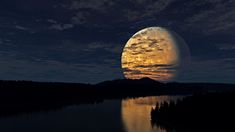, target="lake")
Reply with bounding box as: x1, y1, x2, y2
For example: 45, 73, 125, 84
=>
0, 96, 183, 132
